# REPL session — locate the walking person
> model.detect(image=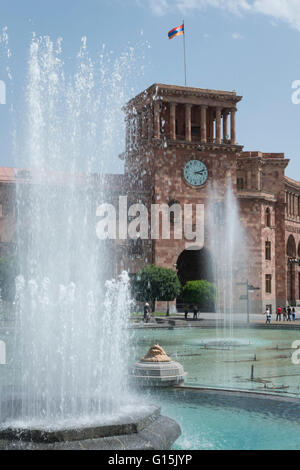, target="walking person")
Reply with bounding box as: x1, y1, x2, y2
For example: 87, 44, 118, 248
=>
292, 307, 296, 322
193, 305, 198, 320
283, 307, 287, 321
287, 306, 292, 322
265, 308, 271, 325
184, 305, 189, 320
144, 302, 150, 323
276, 306, 282, 322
